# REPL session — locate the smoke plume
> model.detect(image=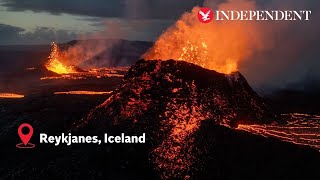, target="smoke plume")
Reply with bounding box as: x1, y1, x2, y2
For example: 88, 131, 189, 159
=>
59, 21, 124, 69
